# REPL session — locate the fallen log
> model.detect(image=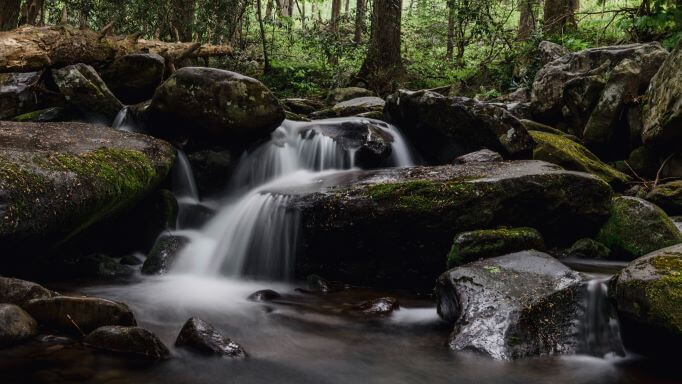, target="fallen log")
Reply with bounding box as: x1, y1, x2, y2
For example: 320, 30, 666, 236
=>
0, 25, 233, 73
